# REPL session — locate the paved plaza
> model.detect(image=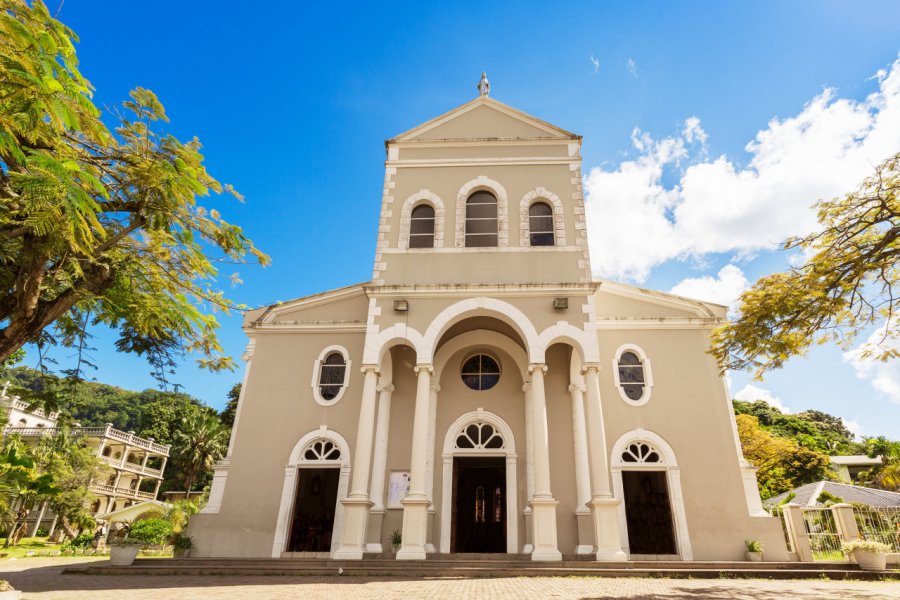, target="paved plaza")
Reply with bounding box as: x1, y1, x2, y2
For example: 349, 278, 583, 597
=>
0, 558, 898, 600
